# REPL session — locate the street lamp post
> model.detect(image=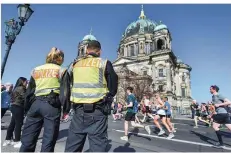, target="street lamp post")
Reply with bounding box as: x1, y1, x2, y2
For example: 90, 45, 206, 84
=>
1, 4, 34, 79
